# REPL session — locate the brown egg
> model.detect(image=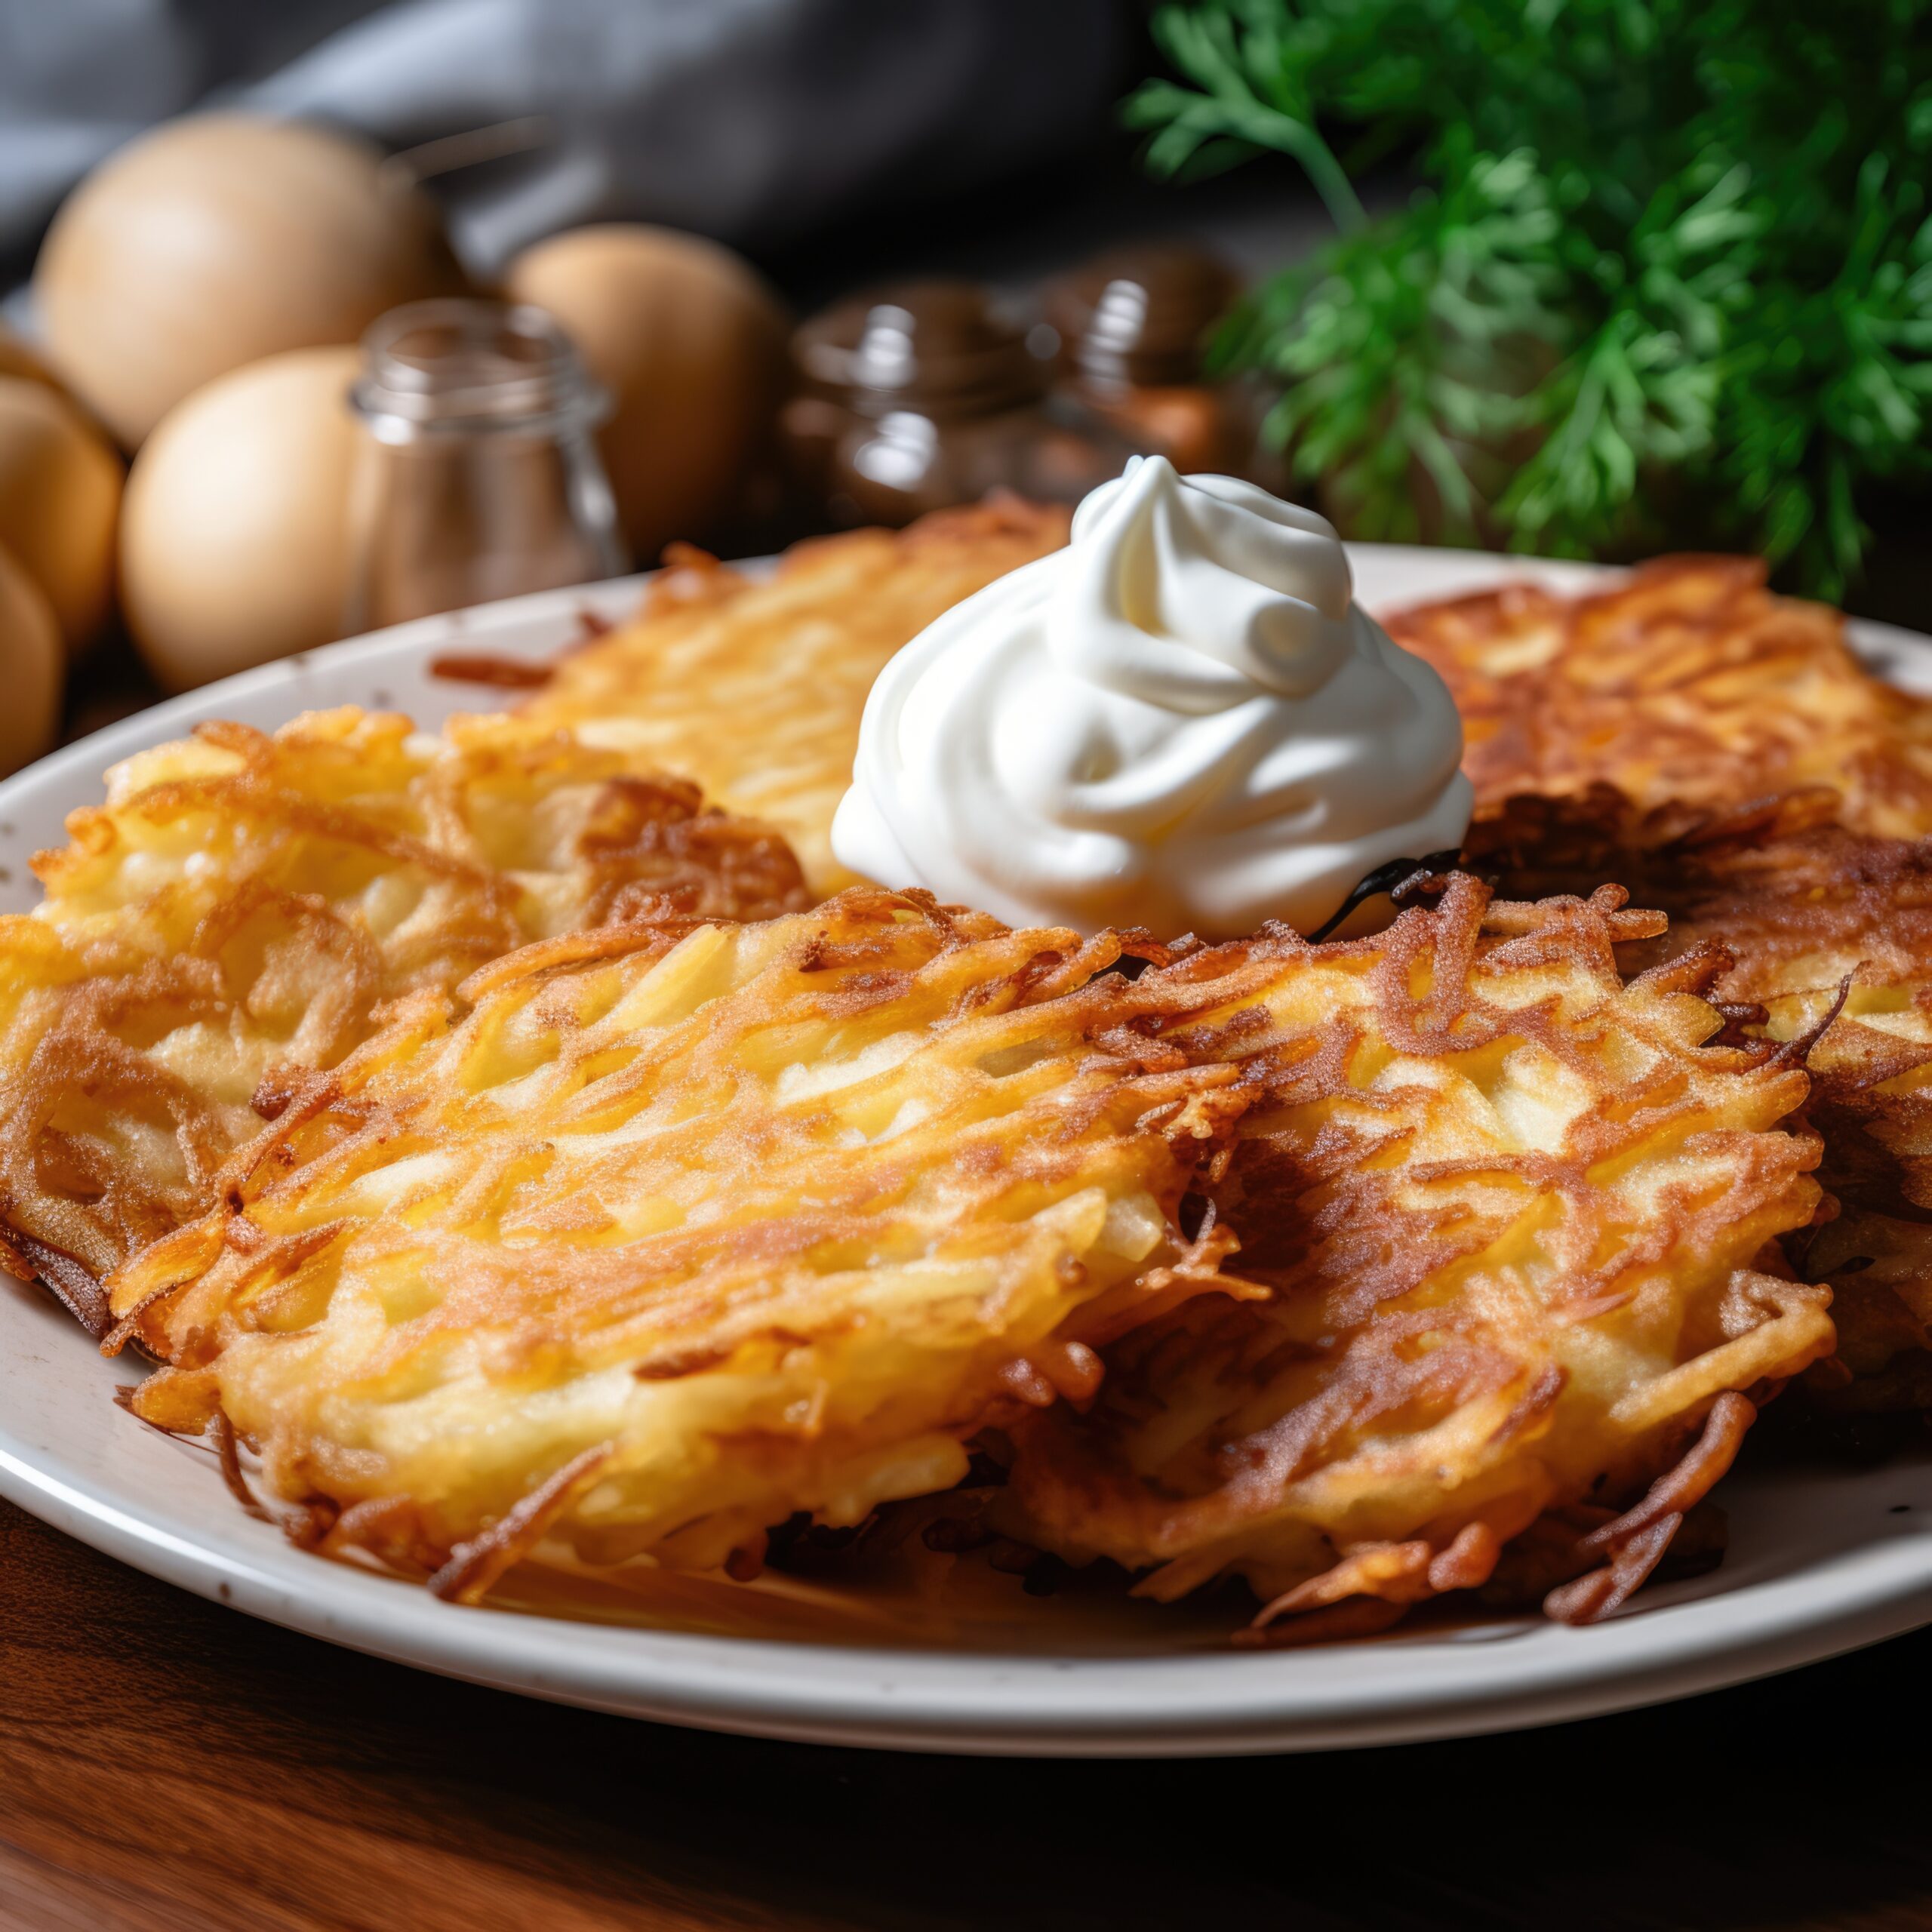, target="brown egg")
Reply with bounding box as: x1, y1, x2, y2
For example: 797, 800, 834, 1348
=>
120, 346, 361, 692
504, 225, 786, 562
34, 114, 463, 450
0, 377, 122, 654
0, 543, 64, 777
